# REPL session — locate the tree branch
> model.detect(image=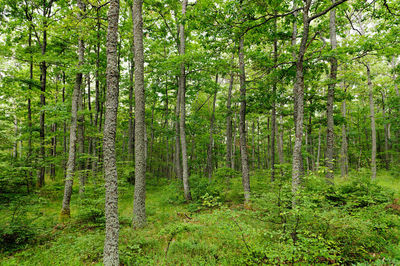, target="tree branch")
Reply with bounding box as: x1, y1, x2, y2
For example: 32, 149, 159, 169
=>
308, 0, 348, 22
